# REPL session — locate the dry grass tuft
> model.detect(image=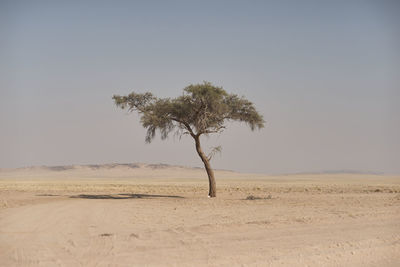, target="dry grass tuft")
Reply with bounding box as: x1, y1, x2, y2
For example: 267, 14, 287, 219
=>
245, 194, 272, 200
